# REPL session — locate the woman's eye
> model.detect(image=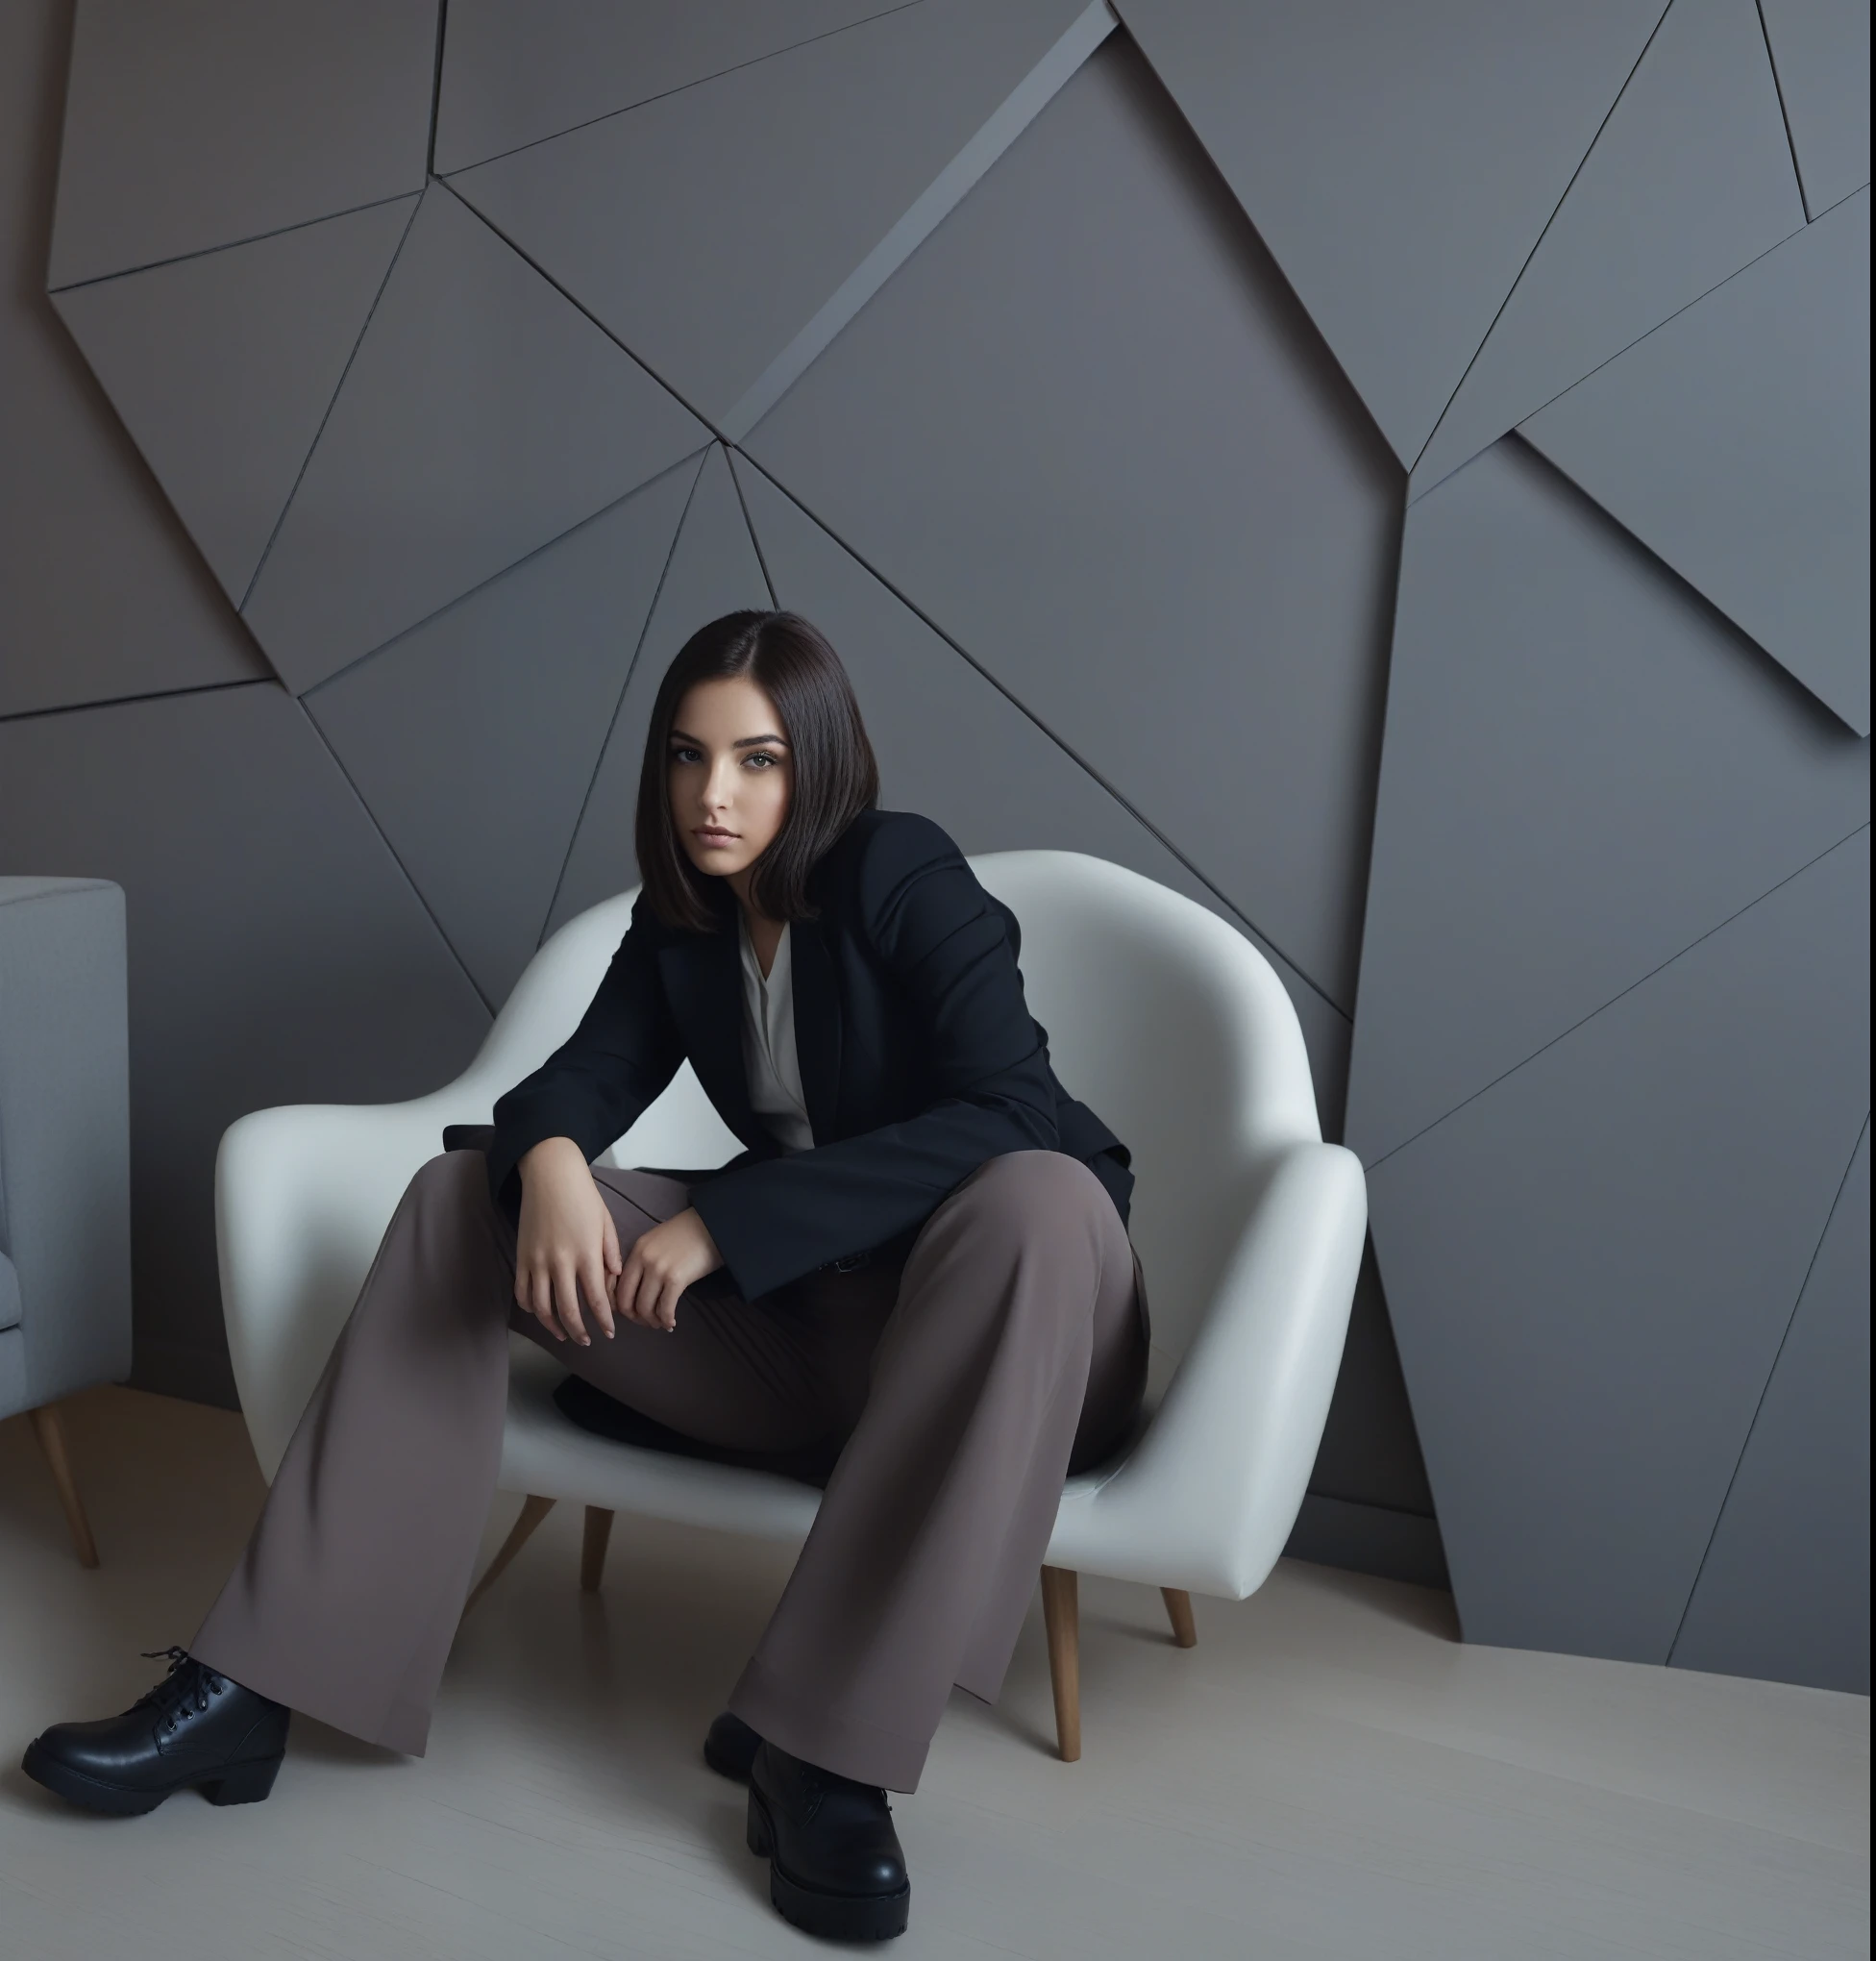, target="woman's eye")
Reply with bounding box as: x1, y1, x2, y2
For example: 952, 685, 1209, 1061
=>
669, 746, 702, 765
744, 751, 781, 769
